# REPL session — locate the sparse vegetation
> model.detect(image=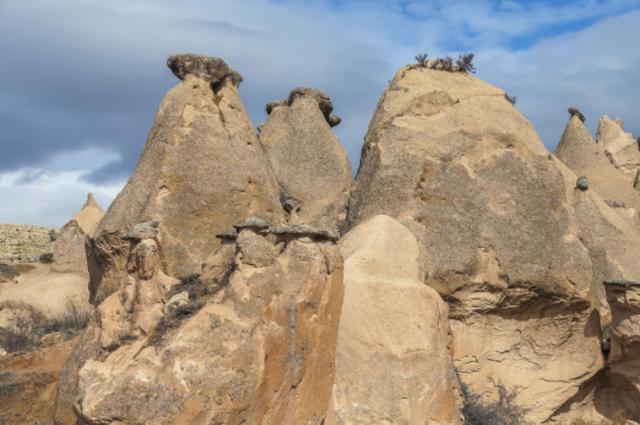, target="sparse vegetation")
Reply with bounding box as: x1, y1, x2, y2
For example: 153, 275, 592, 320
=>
505, 93, 518, 105
149, 299, 204, 345
461, 383, 529, 425
457, 53, 477, 74
415, 53, 428, 67
0, 300, 91, 353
